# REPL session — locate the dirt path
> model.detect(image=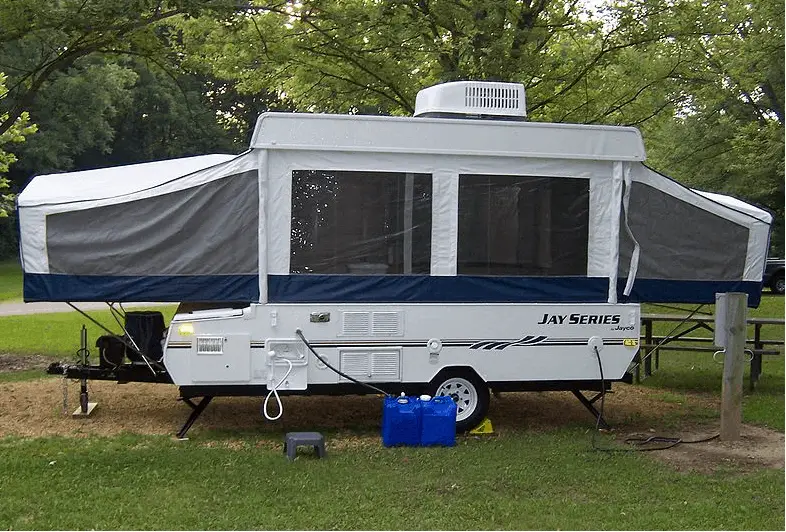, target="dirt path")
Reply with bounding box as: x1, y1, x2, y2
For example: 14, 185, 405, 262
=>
0, 354, 53, 372
0, 361, 782, 473
0, 301, 169, 317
